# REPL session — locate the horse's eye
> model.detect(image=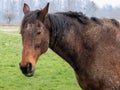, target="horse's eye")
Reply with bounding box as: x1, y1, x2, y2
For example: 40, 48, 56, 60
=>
36, 31, 41, 35
37, 24, 41, 27
35, 45, 40, 49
